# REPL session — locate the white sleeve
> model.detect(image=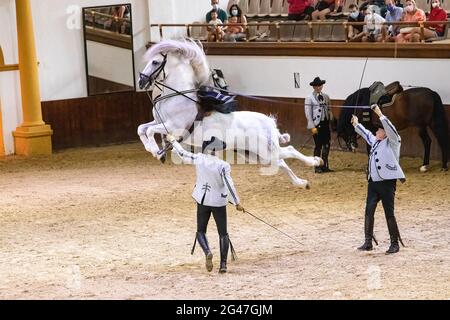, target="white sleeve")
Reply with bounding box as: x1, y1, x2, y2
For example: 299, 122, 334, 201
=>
220, 163, 240, 206
172, 141, 199, 165
380, 115, 401, 146
304, 96, 315, 129
355, 123, 376, 147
